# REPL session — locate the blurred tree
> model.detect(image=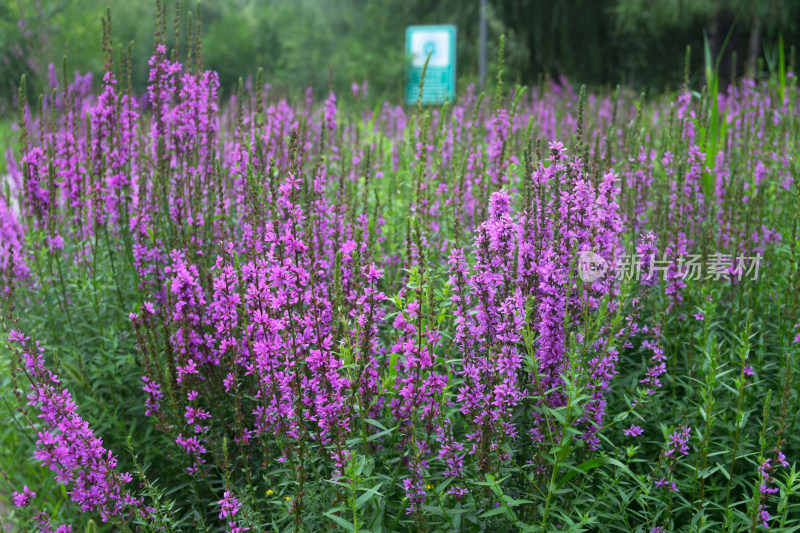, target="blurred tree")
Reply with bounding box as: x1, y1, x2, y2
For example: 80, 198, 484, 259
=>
2, 0, 800, 118
612, 0, 799, 84
490, 0, 617, 85
0, 0, 63, 114
200, 0, 281, 92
